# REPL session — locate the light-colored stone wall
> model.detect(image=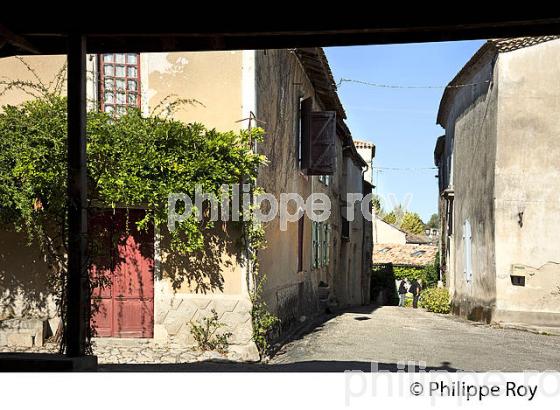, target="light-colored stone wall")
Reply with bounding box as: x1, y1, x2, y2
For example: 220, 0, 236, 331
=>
254, 49, 322, 327
143, 51, 255, 355
0, 55, 67, 108
441, 39, 560, 326
142, 51, 243, 131
373, 217, 407, 245
493, 40, 560, 325
440, 47, 498, 322
339, 153, 366, 306
254, 49, 366, 323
